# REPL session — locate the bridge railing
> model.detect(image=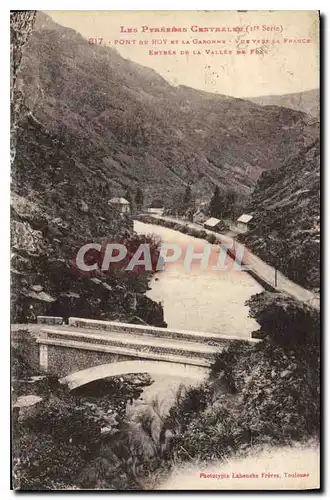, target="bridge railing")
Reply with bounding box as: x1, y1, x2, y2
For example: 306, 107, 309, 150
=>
34, 316, 260, 374
67, 317, 260, 346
